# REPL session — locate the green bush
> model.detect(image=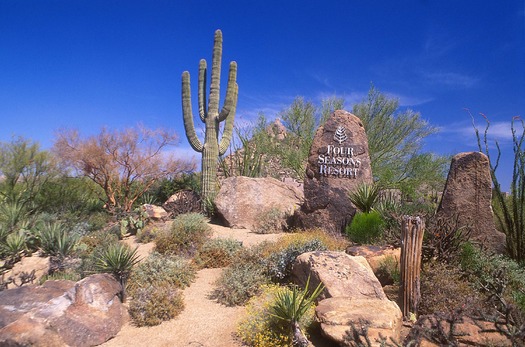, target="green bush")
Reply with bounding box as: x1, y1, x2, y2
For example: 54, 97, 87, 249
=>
254, 207, 286, 234
155, 213, 211, 256
128, 281, 184, 327
194, 238, 243, 268
128, 252, 196, 292
345, 211, 385, 244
